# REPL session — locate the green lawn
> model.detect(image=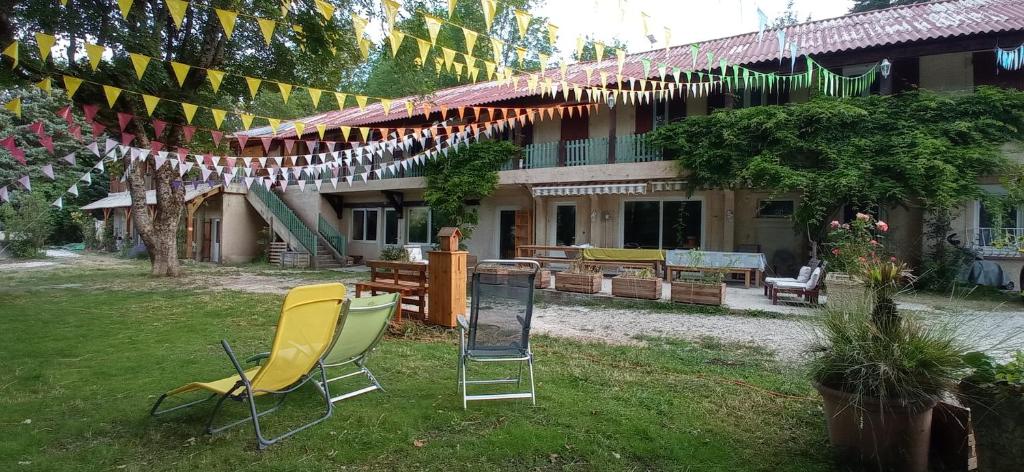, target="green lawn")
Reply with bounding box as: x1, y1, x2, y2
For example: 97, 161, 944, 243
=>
0, 262, 835, 471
